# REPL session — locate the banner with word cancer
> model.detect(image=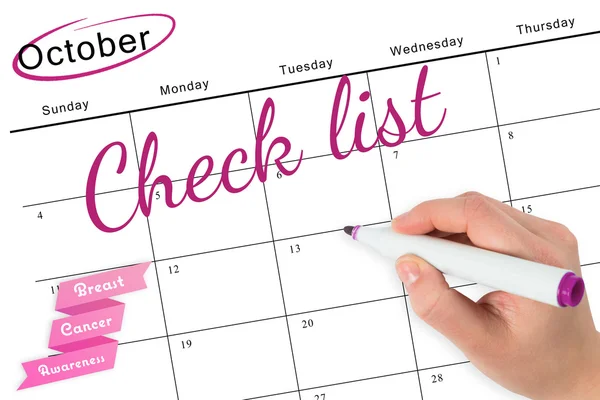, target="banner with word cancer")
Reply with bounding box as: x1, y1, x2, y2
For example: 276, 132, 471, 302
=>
18, 262, 150, 390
